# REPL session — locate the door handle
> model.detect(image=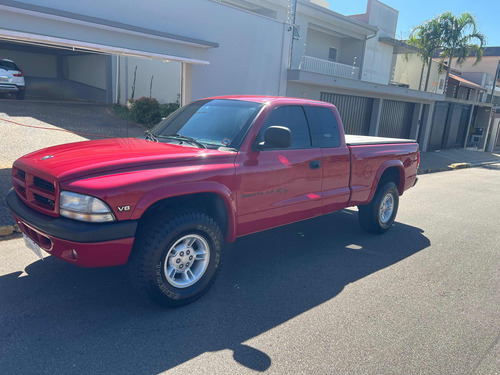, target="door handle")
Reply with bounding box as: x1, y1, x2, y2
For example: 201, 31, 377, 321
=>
310, 160, 321, 169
